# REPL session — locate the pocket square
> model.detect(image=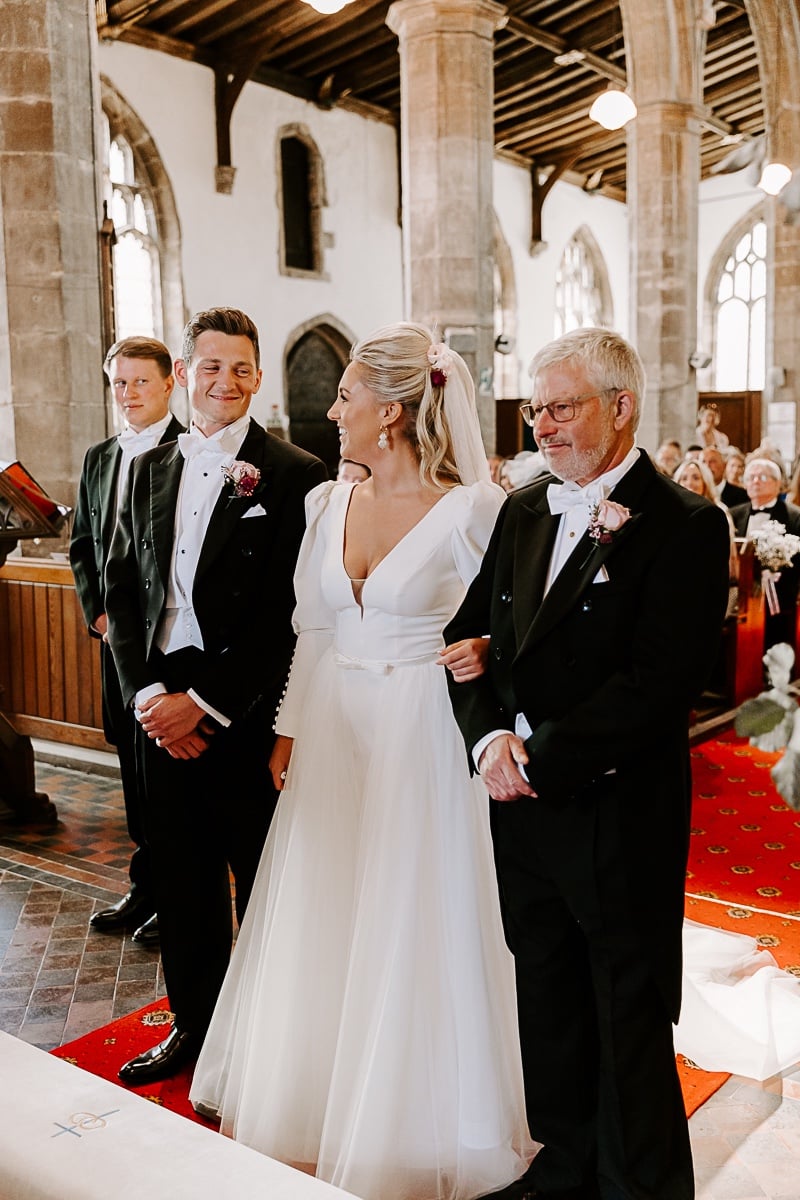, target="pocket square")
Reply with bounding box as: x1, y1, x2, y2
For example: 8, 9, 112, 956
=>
242, 504, 267, 519
592, 565, 610, 584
